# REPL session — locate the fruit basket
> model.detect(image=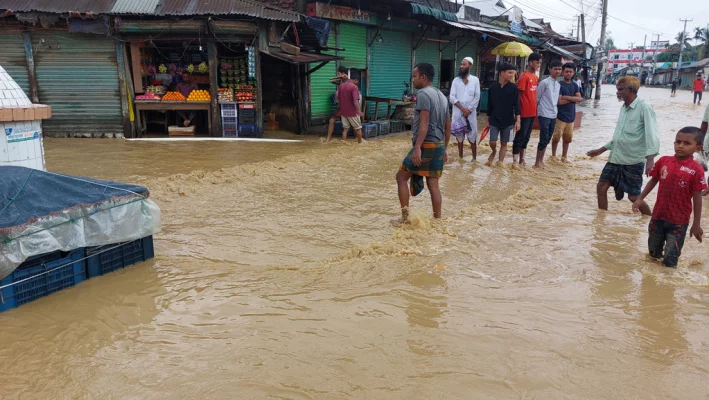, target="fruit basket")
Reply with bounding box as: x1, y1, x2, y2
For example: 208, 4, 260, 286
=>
187, 90, 211, 102
135, 93, 161, 102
